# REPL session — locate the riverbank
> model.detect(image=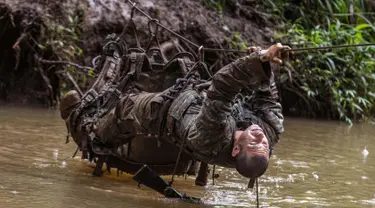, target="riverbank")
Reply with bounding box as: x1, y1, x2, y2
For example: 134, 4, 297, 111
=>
0, 0, 374, 123
0, 0, 273, 104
